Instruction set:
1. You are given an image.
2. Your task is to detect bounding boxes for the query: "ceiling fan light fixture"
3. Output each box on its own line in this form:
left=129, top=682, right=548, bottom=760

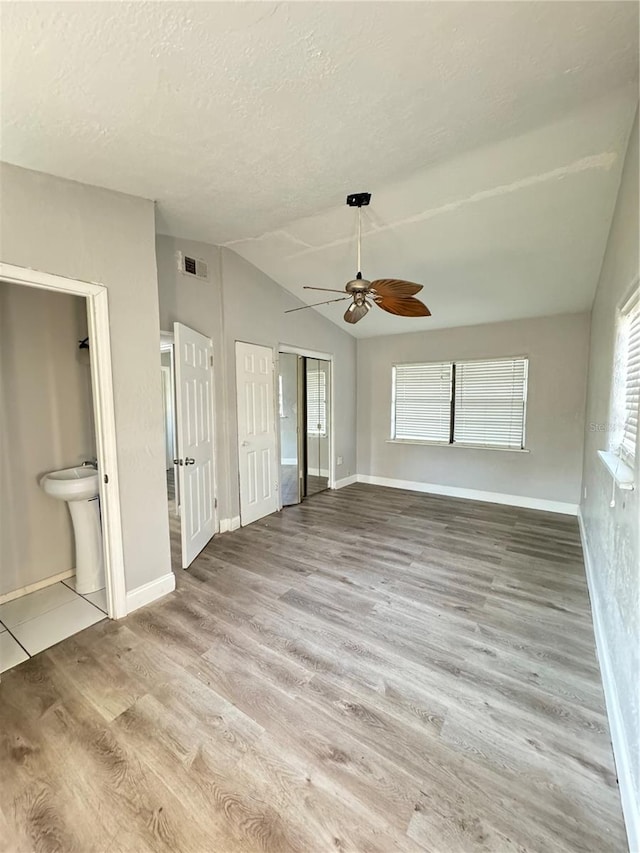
left=292, top=192, right=432, bottom=324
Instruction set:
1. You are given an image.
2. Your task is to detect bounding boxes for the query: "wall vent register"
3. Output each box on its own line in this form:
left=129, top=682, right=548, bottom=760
left=391, top=357, right=528, bottom=450
left=176, top=251, right=209, bottom=280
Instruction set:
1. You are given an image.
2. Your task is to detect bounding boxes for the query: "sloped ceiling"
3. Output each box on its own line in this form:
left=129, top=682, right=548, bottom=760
left=1, top=1, right=638, bottom=336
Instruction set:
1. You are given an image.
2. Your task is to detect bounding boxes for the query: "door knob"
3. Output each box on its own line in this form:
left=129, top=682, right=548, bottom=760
left=185, top=457, right=196, bottom=465
left=241, top=441, right=250, bottom=447
left=173, top=458, right=183, bottom=465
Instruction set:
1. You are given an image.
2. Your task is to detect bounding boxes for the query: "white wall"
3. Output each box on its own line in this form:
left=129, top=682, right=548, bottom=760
left=156, top=236, right=358, bottom=521
left=0, top=283, right=95, bottom=595
left=580, top=109, right=639, bottom=850
left=0, top=163, right=171, bottom=593
left=357, top=312, right=590, bottom=510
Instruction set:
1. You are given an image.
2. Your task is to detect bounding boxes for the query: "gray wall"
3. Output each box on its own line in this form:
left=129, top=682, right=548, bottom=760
left=156, top=236, right=358, bottom=521
left=0, top=163, right=171, bottom=592
left=357, top=312, right=590, bottom=507
left=581, top=109, right=639, bottom=818
left=0, top=283, right=95, bottom=595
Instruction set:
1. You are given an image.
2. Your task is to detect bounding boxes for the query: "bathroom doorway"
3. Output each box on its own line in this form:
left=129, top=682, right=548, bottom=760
left=278, top=347, right=333, bottom=508
left=0, top=263, right=125, bottom=676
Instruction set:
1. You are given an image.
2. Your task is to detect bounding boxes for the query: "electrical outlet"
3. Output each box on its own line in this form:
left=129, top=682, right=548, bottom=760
left=337, top=456, right=343, bottom=466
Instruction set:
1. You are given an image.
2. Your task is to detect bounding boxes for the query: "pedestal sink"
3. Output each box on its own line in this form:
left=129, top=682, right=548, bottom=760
left=40, top=466, right=105, bottom=594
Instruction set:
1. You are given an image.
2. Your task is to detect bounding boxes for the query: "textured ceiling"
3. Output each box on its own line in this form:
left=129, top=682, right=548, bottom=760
left=1, top=1, right=638, bottom=336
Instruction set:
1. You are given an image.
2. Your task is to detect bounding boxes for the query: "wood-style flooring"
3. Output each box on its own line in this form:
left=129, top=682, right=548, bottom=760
left=0, top=484, right=626, bottom=852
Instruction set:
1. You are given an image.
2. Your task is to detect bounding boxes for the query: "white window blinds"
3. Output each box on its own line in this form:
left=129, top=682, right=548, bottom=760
left=453, top=358, right=528, bottom=449
left=392, top=362, right=452, bottom=442
left=307, top=369, right=327, bottom=435
left=621, top=296, right=640, bottom=462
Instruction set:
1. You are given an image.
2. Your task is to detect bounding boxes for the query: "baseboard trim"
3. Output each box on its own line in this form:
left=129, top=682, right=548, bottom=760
left=577, top=508, right=638, bottom=853
left=219, top=516, right=241, bottom=533
left=126, top=572, right=176, bottom=615
left=356, top=475, right=578, bottom=515
left=0, top=569, right=76, bottom=605
left=333, top=474, right=358, bottom=489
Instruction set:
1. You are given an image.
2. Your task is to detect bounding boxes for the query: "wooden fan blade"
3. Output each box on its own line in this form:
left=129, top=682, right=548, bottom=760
left=285, top=296, right=349, bottom=313
left=369, top=278, right=423, bottom=297
left=344, top=301, right=370, bottom=324
left=376, top=295, right=431, bottom=317
left=303, top=286, right=347, bottom=293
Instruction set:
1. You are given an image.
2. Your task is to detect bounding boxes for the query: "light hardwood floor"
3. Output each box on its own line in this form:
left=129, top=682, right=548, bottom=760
left=0, top=484, right=626, bottom=852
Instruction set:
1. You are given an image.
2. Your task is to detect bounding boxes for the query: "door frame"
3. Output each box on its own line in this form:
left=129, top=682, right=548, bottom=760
left=278, top=344, right=335, bottom=506
left=0, top=262, right=126, bottom=619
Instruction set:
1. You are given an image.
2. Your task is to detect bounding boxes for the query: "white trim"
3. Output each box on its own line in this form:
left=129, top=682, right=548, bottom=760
left=333, top=474, right=358, bottom=489
left=577, top=509, right=639, bottom=853
left=0, top=569, right=75, bottom=605
left=598, top=450, right=635, bottom=490
left=279, top=344, right=333, bottom=360
left=386, top=438, right=530, bottom=453
left=356, top=474, right=578, bottom=515
left=0, top=262, right=127, bottom=619
left=126, top=572, right=176, bottom=615
left=219, top=516, right=241, bottom=533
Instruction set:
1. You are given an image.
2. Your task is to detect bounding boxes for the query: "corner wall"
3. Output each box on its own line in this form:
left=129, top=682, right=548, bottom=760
left=0, top=163, right=171, bottom=594
left=579, top=108, right=639, bottom=851
left=357, top=312, right=590, bottom=512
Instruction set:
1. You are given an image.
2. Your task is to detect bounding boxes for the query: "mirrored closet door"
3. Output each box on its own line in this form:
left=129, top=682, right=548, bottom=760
left=278, top=353, right=331, bottom=506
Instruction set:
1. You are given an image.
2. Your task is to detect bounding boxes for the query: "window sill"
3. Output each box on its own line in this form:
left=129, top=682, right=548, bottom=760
left=386, top=439, right=530, bottom=453
left=597, top=450, right=635, bottom=490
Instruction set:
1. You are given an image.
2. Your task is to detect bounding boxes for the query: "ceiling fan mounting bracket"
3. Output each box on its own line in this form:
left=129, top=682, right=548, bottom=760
left=346, top=192, right=371, bottom=208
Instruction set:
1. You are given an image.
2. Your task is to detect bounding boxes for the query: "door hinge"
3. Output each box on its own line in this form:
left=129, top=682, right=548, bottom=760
left=210, top=355, right=213, bottom=367
left=214, top=497, right=218, bottom=509
left=103, top=474, right=109, bottom=484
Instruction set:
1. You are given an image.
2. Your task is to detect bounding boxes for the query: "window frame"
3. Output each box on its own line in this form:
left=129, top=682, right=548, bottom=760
left=390, top=355, right=529, bottom=452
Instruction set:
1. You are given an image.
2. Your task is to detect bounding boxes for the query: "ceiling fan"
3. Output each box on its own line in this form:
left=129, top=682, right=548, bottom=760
left=286, top=192, right=431, bottom=325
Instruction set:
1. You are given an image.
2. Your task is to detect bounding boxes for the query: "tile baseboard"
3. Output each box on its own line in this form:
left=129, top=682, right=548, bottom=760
left=0, top=569, right=75, bottom=606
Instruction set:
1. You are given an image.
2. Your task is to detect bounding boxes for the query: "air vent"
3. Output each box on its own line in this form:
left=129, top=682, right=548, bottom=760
left=176, top=251, right=208, bottom=280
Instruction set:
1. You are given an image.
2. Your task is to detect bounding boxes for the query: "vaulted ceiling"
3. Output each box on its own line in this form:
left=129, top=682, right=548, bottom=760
left=2, top=2, right=638, bottom=336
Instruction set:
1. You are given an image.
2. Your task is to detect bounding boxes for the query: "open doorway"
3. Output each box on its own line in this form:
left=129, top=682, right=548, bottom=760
left=0, top=263, right=126, bottom=673
left=278, top=347, right=333, bottom=508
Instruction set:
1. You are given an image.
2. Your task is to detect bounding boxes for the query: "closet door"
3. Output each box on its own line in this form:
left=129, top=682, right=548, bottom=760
left=305, top=359, right=330, bottom=496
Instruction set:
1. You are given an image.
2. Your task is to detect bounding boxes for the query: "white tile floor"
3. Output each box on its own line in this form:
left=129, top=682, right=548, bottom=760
left=0, top=580, right=106, bottom=674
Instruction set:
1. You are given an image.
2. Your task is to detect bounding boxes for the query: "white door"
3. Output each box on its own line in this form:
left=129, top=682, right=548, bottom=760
left=236, top=341, right=279, bottom=525
left=174, top=322, right=216, bottom=568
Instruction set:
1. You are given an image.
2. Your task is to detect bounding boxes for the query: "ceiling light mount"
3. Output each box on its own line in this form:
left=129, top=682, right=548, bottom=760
left=346, top=192, right=371, bottom=208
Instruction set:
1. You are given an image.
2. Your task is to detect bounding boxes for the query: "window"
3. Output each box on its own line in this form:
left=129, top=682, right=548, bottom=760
left=391, top=357, right=528, bottom=450
left=392, top=362, right=452, bottom=442
left=618, top=290, right=640, bottom=464
left=454, top=358, right=528, bottom=449
left=307, top=369, right=327, bottom=436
